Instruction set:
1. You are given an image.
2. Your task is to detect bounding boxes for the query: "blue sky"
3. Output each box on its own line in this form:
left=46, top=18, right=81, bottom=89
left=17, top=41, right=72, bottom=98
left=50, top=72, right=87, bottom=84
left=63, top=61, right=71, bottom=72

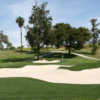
left=0, top=0, right=100, bottom=47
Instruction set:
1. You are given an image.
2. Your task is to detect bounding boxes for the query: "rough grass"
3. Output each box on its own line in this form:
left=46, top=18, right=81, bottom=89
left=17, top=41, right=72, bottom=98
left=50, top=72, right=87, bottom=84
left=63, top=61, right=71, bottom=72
left=41, top=52, right=100, bottom=71
left=0, top=50, right=100, bottom=71
left=0, top=50, right=34, bottom=68
left=0, top=78, right=100, bottom=100
left=75, top=46, right=100, bottom=59
left=60, top=58, right=100, bottom=71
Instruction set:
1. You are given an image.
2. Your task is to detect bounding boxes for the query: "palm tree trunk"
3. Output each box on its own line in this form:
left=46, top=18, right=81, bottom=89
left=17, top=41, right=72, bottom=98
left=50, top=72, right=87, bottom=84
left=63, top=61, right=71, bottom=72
left=20, top=28, right=23, bottom=51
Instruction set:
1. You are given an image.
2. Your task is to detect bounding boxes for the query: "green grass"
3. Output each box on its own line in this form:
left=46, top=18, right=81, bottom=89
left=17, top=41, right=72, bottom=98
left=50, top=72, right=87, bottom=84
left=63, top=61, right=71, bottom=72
left=0, top=50, right=100, bottom=71
left=0, top=50, right=34, bottom=68
left=60, top=56, right=100, bottom=71
left=41, top=52, right=100, bottom=71
left=0, top=78, right=100, bottom=100
left=0, top=50, right=100, bottom=100
left=74, top=46, right=100, bottom=59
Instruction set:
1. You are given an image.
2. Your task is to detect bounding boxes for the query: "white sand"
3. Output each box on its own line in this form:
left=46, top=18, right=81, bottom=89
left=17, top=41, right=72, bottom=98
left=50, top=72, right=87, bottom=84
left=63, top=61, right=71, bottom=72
left=0, top=65, right=100, bottom=84
left=33, top=60, right=60, bottom=63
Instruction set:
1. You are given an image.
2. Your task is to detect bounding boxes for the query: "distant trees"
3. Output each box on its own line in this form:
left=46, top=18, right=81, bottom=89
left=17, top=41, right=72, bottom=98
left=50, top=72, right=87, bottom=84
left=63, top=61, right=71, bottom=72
left=16, top=16, right=24, bottom=51
left=26, top=2, right=52, bottom=59
left=90, top=18, right=100, bottom=55
left=54, top=23, right=68, bottom=48
left=14, top=1, right=99, bottom=58
left=54, top=23, right=91, bottom=56
left=0, top=31, right=12, bottom=50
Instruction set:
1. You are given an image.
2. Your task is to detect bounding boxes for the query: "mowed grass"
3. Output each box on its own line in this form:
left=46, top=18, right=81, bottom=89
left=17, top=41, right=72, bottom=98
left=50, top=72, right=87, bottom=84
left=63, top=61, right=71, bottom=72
left=0, top=78, right=99, bottom=100
left=60, top=56, right=100, bottom=71
left=42, top=52, right=100, bottom=71
left=0, top=50, right=100, bottom=100
left=0, top=50, right=100, bottom=71
left=0, top=50, right=34, bottom=68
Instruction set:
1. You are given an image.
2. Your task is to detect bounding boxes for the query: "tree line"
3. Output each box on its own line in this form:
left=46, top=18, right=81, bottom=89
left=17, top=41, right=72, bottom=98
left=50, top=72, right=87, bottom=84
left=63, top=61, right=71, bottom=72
left=0, top=31, right=12, bottom=50
left=16, top=2, right=100, bottom=59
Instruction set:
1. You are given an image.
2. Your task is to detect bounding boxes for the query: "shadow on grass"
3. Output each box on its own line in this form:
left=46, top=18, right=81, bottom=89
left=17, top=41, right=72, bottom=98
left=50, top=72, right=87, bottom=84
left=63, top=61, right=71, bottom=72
left=2, top=52, right=76, bottom=63
left=42, top=52, right=76, bottom=59
left=16, top=50, right=34, bottom=54
left=1, top=57, right=34, bottom=63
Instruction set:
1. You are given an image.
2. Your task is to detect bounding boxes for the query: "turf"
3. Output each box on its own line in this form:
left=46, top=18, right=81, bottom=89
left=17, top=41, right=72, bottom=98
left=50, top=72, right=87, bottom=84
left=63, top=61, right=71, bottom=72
left=0, top=50, right=34, bottom=68
left=41, top=52, right=100, bottom=71
left=60, top=56, right=100, bottom=71
left=1, top=50, right=100, bottom=71
left=0, top=78, right=100, bottom=100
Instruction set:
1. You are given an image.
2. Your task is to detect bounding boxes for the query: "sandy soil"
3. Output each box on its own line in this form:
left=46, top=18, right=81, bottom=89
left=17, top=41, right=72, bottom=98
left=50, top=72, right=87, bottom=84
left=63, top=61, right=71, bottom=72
left=33, top=60, right=60, bottom=63
left=0, top=65, right=100, bottom=84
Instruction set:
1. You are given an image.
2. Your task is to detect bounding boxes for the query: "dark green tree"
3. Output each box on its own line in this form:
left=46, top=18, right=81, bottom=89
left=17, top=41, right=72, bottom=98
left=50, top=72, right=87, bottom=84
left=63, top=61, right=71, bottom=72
left=54, top=23, right=73, bottom=55
left=27, top=2, right=52, bottom=59
left=0, top=31, right=12, bottom=50
left=90, top=18, right=100, bottom=55
left=65, top=27, right=91, bottom=56
left=16, top=16, right=24, bottom=51
left=54, top=23, right=91, bottom=56
left=54, top=23, right=68, bottom=48
left=26, top=27, right=38, bottom=52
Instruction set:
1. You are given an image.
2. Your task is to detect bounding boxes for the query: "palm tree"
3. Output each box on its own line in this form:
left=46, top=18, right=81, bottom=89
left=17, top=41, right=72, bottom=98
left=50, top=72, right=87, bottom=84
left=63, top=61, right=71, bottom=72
left=90, top=18, right=100, bottom=54
left=16, top=16, right=24, bottom=51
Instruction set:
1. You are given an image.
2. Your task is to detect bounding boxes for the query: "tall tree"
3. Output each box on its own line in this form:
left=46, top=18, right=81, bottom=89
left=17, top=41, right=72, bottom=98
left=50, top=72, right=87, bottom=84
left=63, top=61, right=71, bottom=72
left=90, top=18, right=100, bottom=55
left=26, top=27, right=38, bottom=52
left=54, top=23, right=73, bottom=55
left=16, top=16, right=24, bottom=51
left=65, top=27, right=91, bottom=56
left=54, top=23, right=67, bottom=48
left=27, top=2, right=52, bottom=59
left=54, top=23, right=91, bottom=56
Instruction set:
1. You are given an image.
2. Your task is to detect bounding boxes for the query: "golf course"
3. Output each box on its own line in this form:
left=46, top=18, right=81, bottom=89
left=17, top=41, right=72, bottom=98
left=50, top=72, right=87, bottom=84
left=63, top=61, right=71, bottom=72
left=1, top=0, right=100, bottom=100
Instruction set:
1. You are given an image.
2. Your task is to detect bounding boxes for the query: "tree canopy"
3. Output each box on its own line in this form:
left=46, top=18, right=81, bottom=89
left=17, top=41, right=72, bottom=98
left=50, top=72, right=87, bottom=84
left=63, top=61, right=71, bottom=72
left=53, top=23, right=91, bottom=55
left=0, top=31, right=12, bottom=50
left=26, top=2, right=52, bottom=59
left=90, top=18, right=100, bottom=54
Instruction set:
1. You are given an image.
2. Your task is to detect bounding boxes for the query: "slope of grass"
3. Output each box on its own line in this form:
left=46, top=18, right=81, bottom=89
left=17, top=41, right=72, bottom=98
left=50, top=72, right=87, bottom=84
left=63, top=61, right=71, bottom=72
left=41, top=52, right=100, bottom=71
left=60, top=55, right=100, bottom=71
left=0, top=78, right=100, bottom=100
left=0, top=50, right=34, bottom=68
left=0, top=50, right=100, bottom=71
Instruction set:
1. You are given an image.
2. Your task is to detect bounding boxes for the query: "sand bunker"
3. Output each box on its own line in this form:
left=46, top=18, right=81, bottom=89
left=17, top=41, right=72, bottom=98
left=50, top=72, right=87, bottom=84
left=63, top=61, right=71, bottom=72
left=0, top=65, right=100, bottom=84
left=33, top=60, right=60, bottom=63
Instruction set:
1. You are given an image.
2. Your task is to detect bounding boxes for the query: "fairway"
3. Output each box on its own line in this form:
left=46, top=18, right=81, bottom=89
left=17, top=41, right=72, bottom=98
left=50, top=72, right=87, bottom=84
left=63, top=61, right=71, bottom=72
left=0, top=78, right=100, bottom=100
